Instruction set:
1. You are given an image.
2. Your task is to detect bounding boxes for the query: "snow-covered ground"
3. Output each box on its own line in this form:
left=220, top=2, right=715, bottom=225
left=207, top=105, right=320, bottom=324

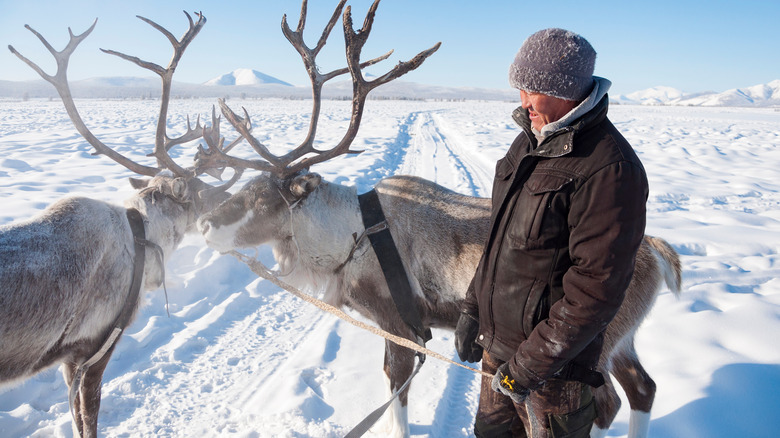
left=1, top=98, right=779, bottom=437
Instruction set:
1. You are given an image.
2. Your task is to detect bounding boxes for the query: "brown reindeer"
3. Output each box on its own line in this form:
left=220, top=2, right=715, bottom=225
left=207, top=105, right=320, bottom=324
left=2, top=13, right=239, bottom=438
left=195, top=2, right=681, bottom=437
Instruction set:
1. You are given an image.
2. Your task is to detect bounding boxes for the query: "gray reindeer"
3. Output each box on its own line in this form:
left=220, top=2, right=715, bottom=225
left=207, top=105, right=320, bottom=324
left=2, top=13, right=238, bottom=438
left=194, top=1, right=682, bottom=437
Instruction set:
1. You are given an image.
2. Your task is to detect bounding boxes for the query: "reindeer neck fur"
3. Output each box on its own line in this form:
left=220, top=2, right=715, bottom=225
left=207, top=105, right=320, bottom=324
left=124, top=189, right=192, bottom=291
left=272, top=182, right=367, bottom=305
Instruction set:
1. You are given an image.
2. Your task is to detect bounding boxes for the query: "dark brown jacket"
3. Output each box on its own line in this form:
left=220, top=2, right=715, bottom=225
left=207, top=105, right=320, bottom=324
left=464, top=95, right=648, bottom=390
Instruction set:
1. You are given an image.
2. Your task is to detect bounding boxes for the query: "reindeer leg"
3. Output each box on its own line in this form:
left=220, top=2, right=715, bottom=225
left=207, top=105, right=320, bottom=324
left=609, top=341, right=654, bottom=438
left=369, top=339, right=415, bottom=438
left=77, top=343, right=116, bottom=438
left=62, top=344, right=116, bottom=438
left=62, top=362, right=86, bottom=438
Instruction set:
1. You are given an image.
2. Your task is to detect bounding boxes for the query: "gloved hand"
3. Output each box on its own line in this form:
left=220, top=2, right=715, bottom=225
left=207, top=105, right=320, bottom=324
left=491, top=362, right=530, bottom=404
left=454, top=311, right=483, bottom=363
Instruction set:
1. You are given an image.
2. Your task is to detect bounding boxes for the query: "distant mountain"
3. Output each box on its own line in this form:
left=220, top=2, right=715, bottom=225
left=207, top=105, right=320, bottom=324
left=78, top=77, right=160, bottom=88
left=1, top=73, right=778, bottom=107
left=0, top=76, right=517, bottom=101
left=621, top=86, right=688, bottom=105
left=613, top=80, right=780, bottom=107
left=319, top=79, right=518, bottom=101
left=204, top=69, right=292, bottom=87
left=677, top=80, right=780, bottom=107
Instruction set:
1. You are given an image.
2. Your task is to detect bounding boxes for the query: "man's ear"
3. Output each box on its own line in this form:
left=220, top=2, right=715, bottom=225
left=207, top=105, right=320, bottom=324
left=129, top=177, right=150, bottom=190
left=290, top=173, right=322, bottom=198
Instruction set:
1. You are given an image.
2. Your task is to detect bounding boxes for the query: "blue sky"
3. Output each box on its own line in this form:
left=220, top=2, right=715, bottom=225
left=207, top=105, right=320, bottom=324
left=2, top=0, right=778, bottom=96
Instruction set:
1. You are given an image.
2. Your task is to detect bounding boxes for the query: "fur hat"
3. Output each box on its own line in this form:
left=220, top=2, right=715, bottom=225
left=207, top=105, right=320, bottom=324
left=509, top=28, right=596, bottom=101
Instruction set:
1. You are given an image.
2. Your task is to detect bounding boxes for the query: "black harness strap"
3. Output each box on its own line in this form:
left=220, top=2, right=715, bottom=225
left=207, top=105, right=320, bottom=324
left=68, top=208, right=147, bottom=436
left=344, top=189, right=430, bottom=437
left=122, top=207, right=147, bottom=328
left=358, top=189, right=432, bottom=344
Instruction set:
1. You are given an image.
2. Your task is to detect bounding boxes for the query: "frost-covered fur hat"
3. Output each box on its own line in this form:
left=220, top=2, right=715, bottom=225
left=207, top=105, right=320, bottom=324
left=509, top=28, right=596, bottom=101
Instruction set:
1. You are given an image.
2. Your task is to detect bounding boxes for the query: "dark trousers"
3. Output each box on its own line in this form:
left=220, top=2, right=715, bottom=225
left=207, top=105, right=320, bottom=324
left=475, top=352, right=597, bottom=438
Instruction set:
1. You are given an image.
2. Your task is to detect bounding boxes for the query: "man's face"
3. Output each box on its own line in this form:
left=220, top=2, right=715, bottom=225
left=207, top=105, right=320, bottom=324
left=520, top=90, right=578, bottom=131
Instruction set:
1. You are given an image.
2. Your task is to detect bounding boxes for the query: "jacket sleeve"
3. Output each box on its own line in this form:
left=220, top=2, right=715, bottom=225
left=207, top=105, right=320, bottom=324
left=510, top=159, right=648, bottom=389
left=462, top=263, right=480, bottom=316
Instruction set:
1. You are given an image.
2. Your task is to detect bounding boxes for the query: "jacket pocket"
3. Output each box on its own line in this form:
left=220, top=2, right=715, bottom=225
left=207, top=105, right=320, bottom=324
left=506, top=172, right=572, bottom=250
left=548, top=394, right=597, bottom=438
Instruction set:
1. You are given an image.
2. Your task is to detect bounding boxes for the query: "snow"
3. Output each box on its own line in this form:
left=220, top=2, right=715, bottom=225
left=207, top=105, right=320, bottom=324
left=1, top=98, right=780, bottom=437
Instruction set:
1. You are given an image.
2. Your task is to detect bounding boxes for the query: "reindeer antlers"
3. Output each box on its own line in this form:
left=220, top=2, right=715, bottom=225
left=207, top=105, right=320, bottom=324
left=195, top=0, right=440, bottom=178
left=9, top=12, right=208, bottom=178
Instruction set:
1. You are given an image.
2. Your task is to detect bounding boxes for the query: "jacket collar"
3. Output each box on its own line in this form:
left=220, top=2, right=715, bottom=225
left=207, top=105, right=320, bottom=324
left=512, top=93, right=610, bottom=159
left=541, top=76, right=611, bottom=136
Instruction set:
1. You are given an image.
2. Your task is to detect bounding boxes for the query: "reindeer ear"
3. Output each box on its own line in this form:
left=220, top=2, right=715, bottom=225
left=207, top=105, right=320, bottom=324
left=171, top=177, right=189, bottom=201
left=290, top=173, right=322, bottom=198
left=129, top=177, right=150, bottom=190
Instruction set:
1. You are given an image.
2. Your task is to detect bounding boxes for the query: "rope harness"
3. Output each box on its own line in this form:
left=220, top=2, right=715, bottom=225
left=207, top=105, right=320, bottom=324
left=227, top=251, right=494, bottom=380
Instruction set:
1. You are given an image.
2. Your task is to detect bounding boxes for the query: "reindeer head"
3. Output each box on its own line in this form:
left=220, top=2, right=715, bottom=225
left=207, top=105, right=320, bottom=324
left=9, top=12, right=238, bottom=233
left=129, top=171, right=230, bottom=234
left=196, top=0, right=439, bottom=254
left=198, top=171, right=323, bottom=252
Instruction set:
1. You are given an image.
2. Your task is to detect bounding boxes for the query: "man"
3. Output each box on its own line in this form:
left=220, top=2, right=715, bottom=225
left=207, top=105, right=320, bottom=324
left=455, top=28, right=648, bottom=437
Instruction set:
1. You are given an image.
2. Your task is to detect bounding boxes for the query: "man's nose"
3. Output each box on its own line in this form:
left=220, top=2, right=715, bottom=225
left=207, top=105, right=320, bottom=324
left=519, top=90, right=531, bottom=109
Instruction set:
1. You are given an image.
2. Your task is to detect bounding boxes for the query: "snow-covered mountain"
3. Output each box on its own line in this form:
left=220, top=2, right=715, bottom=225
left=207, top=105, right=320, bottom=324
left=618, top=86, right=689, bottom=105
left=204, top=69, right=292, bottom=86
left=0, top=76, right=518, bottom=101
left=678, top=80, right=780, bottom=107
left=1, top=73, right=778, bottom=107
left=614, top=80, right=780, bottom=107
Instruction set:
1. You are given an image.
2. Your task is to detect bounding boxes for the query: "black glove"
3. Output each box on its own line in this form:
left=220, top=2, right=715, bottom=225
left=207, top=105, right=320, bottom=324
left=454, top=311, right=483, bottom=363
left=491, top=362, right=530, bottom=404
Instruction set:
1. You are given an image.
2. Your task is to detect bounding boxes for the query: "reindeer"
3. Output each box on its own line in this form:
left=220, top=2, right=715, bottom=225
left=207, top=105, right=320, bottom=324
left=2, top=13, right=239, bottom=438
left=195, top=1, right=682, bottom=437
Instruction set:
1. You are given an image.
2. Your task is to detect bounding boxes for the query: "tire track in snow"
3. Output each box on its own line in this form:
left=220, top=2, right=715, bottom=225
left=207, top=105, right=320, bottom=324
left=395, top=110, right=489, bottom=435
left=353, top=111, right=418, bottom=192
left=429, top=112, right=496, bottom=197
left=399, top=111, right=493, bottom=197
